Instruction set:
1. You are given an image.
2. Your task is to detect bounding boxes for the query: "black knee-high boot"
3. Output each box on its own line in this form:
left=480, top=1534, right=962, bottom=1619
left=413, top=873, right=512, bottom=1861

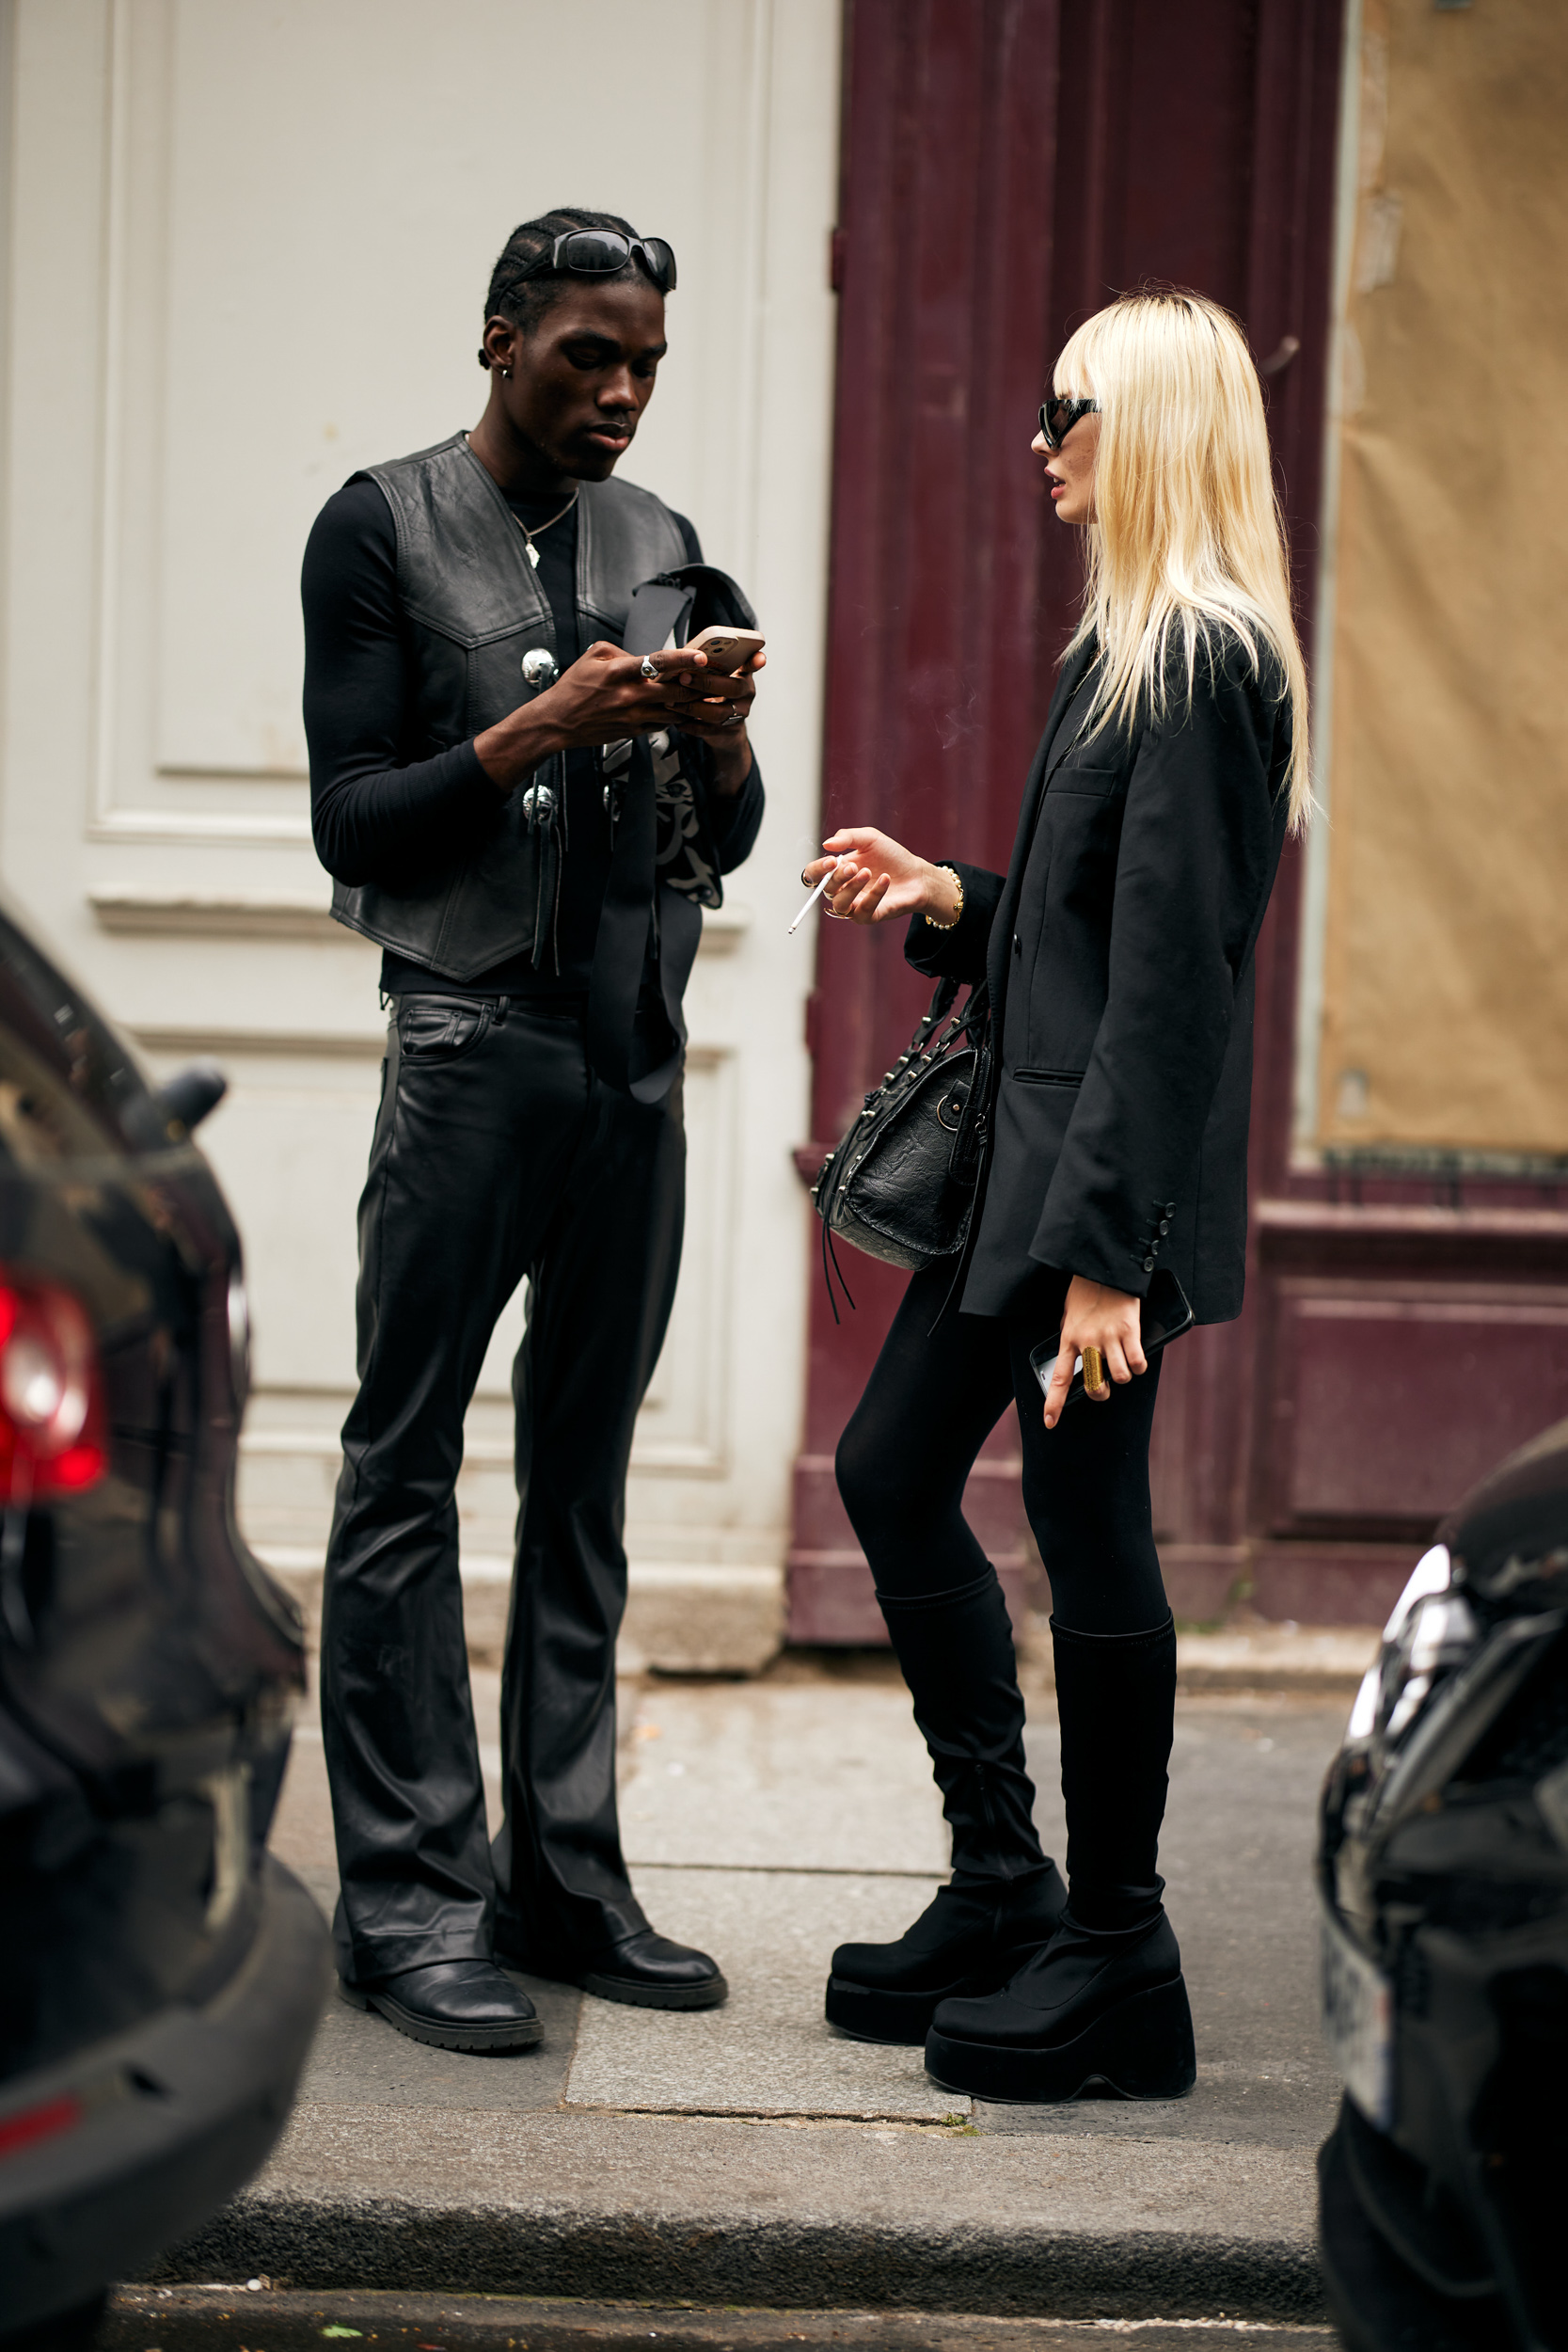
left=1053, top=1615, right=1176, bottom=1928
left=884, top=1568, right=1051, bottom=1879
left=826, top=1567, right=1066, bottom=2044
left=924, top=1614, right=1196, bottom=2102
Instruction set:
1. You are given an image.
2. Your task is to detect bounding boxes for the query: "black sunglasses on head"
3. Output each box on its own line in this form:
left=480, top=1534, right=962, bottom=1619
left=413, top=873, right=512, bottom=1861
left=507, top=230, right=677, bottom=298
left=1037, top=396, right=1100, bottom=450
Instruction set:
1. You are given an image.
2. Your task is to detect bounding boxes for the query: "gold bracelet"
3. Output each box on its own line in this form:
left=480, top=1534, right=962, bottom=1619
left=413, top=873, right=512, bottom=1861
left=925, top=865, right=964, bottom=931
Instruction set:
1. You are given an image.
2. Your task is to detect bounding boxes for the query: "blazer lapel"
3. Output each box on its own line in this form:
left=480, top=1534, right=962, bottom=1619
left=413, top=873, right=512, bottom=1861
left=986, top=638, right=1099, bottom=1010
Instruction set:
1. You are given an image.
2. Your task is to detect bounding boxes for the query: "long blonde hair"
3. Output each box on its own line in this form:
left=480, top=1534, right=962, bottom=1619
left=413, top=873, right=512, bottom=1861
left=1056, top=290, right=1312, bottom=832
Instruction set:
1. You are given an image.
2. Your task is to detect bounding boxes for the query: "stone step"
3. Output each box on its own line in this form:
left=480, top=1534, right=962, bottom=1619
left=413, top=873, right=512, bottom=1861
left=259, top=1548, right=1376, bottom=1692
left=258, top=1549, right=785, bottom=1677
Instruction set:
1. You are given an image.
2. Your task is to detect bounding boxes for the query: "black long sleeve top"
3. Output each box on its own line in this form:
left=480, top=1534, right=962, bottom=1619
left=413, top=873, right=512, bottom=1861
left=302, top=475, right=764, bottom=996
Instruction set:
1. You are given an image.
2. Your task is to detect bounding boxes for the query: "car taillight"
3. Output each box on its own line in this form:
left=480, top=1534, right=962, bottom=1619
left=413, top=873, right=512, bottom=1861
left=0, top=2090, right=84, bottom=2162
left=0, top=1273, right=108, bottom=1501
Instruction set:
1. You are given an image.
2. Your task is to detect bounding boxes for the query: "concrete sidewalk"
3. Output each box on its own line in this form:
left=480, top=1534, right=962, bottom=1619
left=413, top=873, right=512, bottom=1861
left=148, top=1646, right=1369, bottom=2328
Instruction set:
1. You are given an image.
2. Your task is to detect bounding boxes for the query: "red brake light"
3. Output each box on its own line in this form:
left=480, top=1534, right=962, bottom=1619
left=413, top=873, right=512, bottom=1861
left=0, top=2090, right=84, bottom=2162
left=0, top=1273, right=108, bottom=1501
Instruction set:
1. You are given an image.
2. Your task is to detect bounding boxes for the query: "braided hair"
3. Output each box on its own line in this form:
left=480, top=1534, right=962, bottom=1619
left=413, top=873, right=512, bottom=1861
left=480, top=207, right=643, bottom=367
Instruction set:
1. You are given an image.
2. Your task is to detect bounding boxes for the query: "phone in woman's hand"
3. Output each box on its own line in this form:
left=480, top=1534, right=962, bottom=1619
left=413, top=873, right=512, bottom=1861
left=1029, top=1270, right=1195, bottom=1408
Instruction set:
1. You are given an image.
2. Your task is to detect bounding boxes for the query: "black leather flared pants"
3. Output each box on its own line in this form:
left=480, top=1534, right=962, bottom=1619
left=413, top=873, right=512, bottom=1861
left=320, top=993, right=684, bottom=1982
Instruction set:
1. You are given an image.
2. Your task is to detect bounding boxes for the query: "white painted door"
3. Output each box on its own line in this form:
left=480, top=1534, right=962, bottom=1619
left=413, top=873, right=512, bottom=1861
left=0, top=0, right=841, bottom=1645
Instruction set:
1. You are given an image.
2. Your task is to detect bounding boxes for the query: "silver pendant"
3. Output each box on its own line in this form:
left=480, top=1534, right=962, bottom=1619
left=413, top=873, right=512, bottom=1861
left=525, top=540, right=540, bottom=569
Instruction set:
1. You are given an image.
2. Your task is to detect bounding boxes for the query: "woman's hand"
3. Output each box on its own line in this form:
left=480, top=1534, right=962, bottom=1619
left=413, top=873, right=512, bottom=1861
left=1041, top=1275, right=1148, bottom=1430
left=801, top=830, right=960, bottom=926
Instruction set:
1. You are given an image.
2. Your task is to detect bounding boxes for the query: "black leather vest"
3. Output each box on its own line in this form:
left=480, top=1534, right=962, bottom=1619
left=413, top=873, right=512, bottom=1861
left=330, top=433, right=689, bottom=980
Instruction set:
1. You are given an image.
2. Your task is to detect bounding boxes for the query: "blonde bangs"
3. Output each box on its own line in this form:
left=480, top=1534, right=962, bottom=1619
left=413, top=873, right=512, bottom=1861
left=1054, top=292, right=1312, bottom=832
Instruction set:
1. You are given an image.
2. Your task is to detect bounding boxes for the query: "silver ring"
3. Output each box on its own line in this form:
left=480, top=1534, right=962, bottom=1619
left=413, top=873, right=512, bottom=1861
left=639, top=655, right=659, bottom=681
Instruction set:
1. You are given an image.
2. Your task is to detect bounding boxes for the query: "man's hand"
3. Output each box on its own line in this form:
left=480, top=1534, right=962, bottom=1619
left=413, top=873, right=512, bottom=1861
left=801, top=830, right=961, bottom=926
left=1040, top=1276, right=1148, bottom=1430
left=474, top=641, right=756, bottom=791
left=672, top=648, right=765, bottom=796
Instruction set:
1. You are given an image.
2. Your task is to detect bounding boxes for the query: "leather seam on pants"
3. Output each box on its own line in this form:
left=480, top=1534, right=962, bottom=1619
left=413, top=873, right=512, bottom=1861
left=332, top=1030, right=401, bottom=1539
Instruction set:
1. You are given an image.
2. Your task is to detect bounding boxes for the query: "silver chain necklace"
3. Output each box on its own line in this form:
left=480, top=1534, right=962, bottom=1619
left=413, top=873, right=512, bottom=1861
left=513, top=487, right=579, bottom=570
left=462, top=436, right=579, bottom=568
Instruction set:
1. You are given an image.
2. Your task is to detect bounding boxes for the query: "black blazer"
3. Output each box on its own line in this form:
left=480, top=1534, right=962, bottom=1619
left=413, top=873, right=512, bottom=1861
left=907, top=629, right=1291, bottom=1326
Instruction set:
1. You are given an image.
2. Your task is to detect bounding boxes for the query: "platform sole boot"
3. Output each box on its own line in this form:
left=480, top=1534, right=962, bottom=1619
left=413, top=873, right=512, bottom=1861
left=825, top=1566, right=1062, bottom=2044
left=925, top=1615, right=1194, bottom=2103
left=925, top=1911, right=1196, bottom=2101
left=826, top=1862, right=1067, bottom=2044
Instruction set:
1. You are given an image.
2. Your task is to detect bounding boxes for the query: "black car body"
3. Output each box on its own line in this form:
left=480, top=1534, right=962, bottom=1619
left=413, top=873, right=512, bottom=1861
left=0, top=906, right=329, bottom=2337
left=1317, top=1421, right=1568, bottom=2352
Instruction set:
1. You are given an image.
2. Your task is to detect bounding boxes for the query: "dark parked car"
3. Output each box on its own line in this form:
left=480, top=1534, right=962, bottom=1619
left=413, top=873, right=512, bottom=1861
left=0, top=904, right=329, bottom=2344
left=1318, top=1420, right=1568, bottom=2352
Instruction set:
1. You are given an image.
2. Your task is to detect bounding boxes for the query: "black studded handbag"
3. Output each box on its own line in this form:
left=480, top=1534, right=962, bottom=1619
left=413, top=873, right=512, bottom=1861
left=810, top=977, right=990, bottom=1311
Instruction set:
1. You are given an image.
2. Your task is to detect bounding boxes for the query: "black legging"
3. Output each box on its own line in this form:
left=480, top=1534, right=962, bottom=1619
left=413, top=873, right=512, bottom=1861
left=835, top=1261, right=1166, bottom=1636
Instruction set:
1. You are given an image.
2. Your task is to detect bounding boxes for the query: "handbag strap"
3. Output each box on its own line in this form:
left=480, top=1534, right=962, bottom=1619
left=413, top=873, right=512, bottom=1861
left=876, top=977, right=988, bottom=1099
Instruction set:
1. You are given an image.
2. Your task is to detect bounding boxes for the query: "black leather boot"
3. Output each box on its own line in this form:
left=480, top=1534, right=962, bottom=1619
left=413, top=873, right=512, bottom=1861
left=498, top=1916, right=727, bottom=2010
left=924, top=1614, right=1194, bottom=2102
left=825, top=1566, right=1065, bottom=2043
left=340, top=1958, right=544, bottom=2052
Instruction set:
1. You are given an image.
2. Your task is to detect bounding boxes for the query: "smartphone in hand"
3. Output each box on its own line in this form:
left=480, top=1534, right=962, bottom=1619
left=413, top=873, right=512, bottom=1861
left=1029, top=1270, right=1195, bottom=1409
left=684, top=625, right=765, bottom=675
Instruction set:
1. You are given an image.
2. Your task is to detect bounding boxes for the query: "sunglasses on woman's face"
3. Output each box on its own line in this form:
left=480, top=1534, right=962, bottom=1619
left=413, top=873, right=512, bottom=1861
left=512, top=230, right=677, bottom=296
left=1037, top=396, right=1101, bottom=450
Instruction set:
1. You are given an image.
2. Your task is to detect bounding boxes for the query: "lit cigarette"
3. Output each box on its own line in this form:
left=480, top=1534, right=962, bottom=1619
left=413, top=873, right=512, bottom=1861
left=787, top=857, right=850, bottom=935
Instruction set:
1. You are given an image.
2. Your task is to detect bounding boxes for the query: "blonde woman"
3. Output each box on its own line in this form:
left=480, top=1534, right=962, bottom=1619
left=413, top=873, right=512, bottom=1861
left=806, top=290, right=1310, bottom=2104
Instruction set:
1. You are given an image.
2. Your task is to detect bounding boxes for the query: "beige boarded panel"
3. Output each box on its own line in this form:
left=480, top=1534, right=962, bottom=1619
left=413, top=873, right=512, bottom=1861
left=1315, top=0, right=1568, bottom=1154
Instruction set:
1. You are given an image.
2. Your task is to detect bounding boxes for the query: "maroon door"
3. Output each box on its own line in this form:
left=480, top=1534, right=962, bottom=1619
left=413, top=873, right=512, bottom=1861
left=789, top=0, right=1347, bottom=1640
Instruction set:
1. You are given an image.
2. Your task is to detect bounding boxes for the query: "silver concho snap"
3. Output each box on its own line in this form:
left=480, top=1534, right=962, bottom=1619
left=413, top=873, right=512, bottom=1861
left=520, top=783, right=556, bottom=823
left=521, top=647, right=559, bottom=689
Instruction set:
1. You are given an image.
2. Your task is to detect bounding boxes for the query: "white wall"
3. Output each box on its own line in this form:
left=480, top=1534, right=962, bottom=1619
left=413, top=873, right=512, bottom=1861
left=0, top=0, right=842, bottom=1576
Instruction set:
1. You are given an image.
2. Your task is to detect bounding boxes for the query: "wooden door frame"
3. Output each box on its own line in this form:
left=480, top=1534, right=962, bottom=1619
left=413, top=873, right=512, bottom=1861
left=788, top=0, right=1566, bottom=1641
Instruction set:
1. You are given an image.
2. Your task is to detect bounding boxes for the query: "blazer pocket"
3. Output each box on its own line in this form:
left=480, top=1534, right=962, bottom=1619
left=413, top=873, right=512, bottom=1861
left=1011, top=1067, right=1085, bottom=1088
left=1046, top=764, right=1121, bottom=799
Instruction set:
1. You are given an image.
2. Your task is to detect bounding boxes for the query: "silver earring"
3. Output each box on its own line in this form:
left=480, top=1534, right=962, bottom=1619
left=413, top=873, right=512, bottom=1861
left=501, top=366, right=513, bottom=379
